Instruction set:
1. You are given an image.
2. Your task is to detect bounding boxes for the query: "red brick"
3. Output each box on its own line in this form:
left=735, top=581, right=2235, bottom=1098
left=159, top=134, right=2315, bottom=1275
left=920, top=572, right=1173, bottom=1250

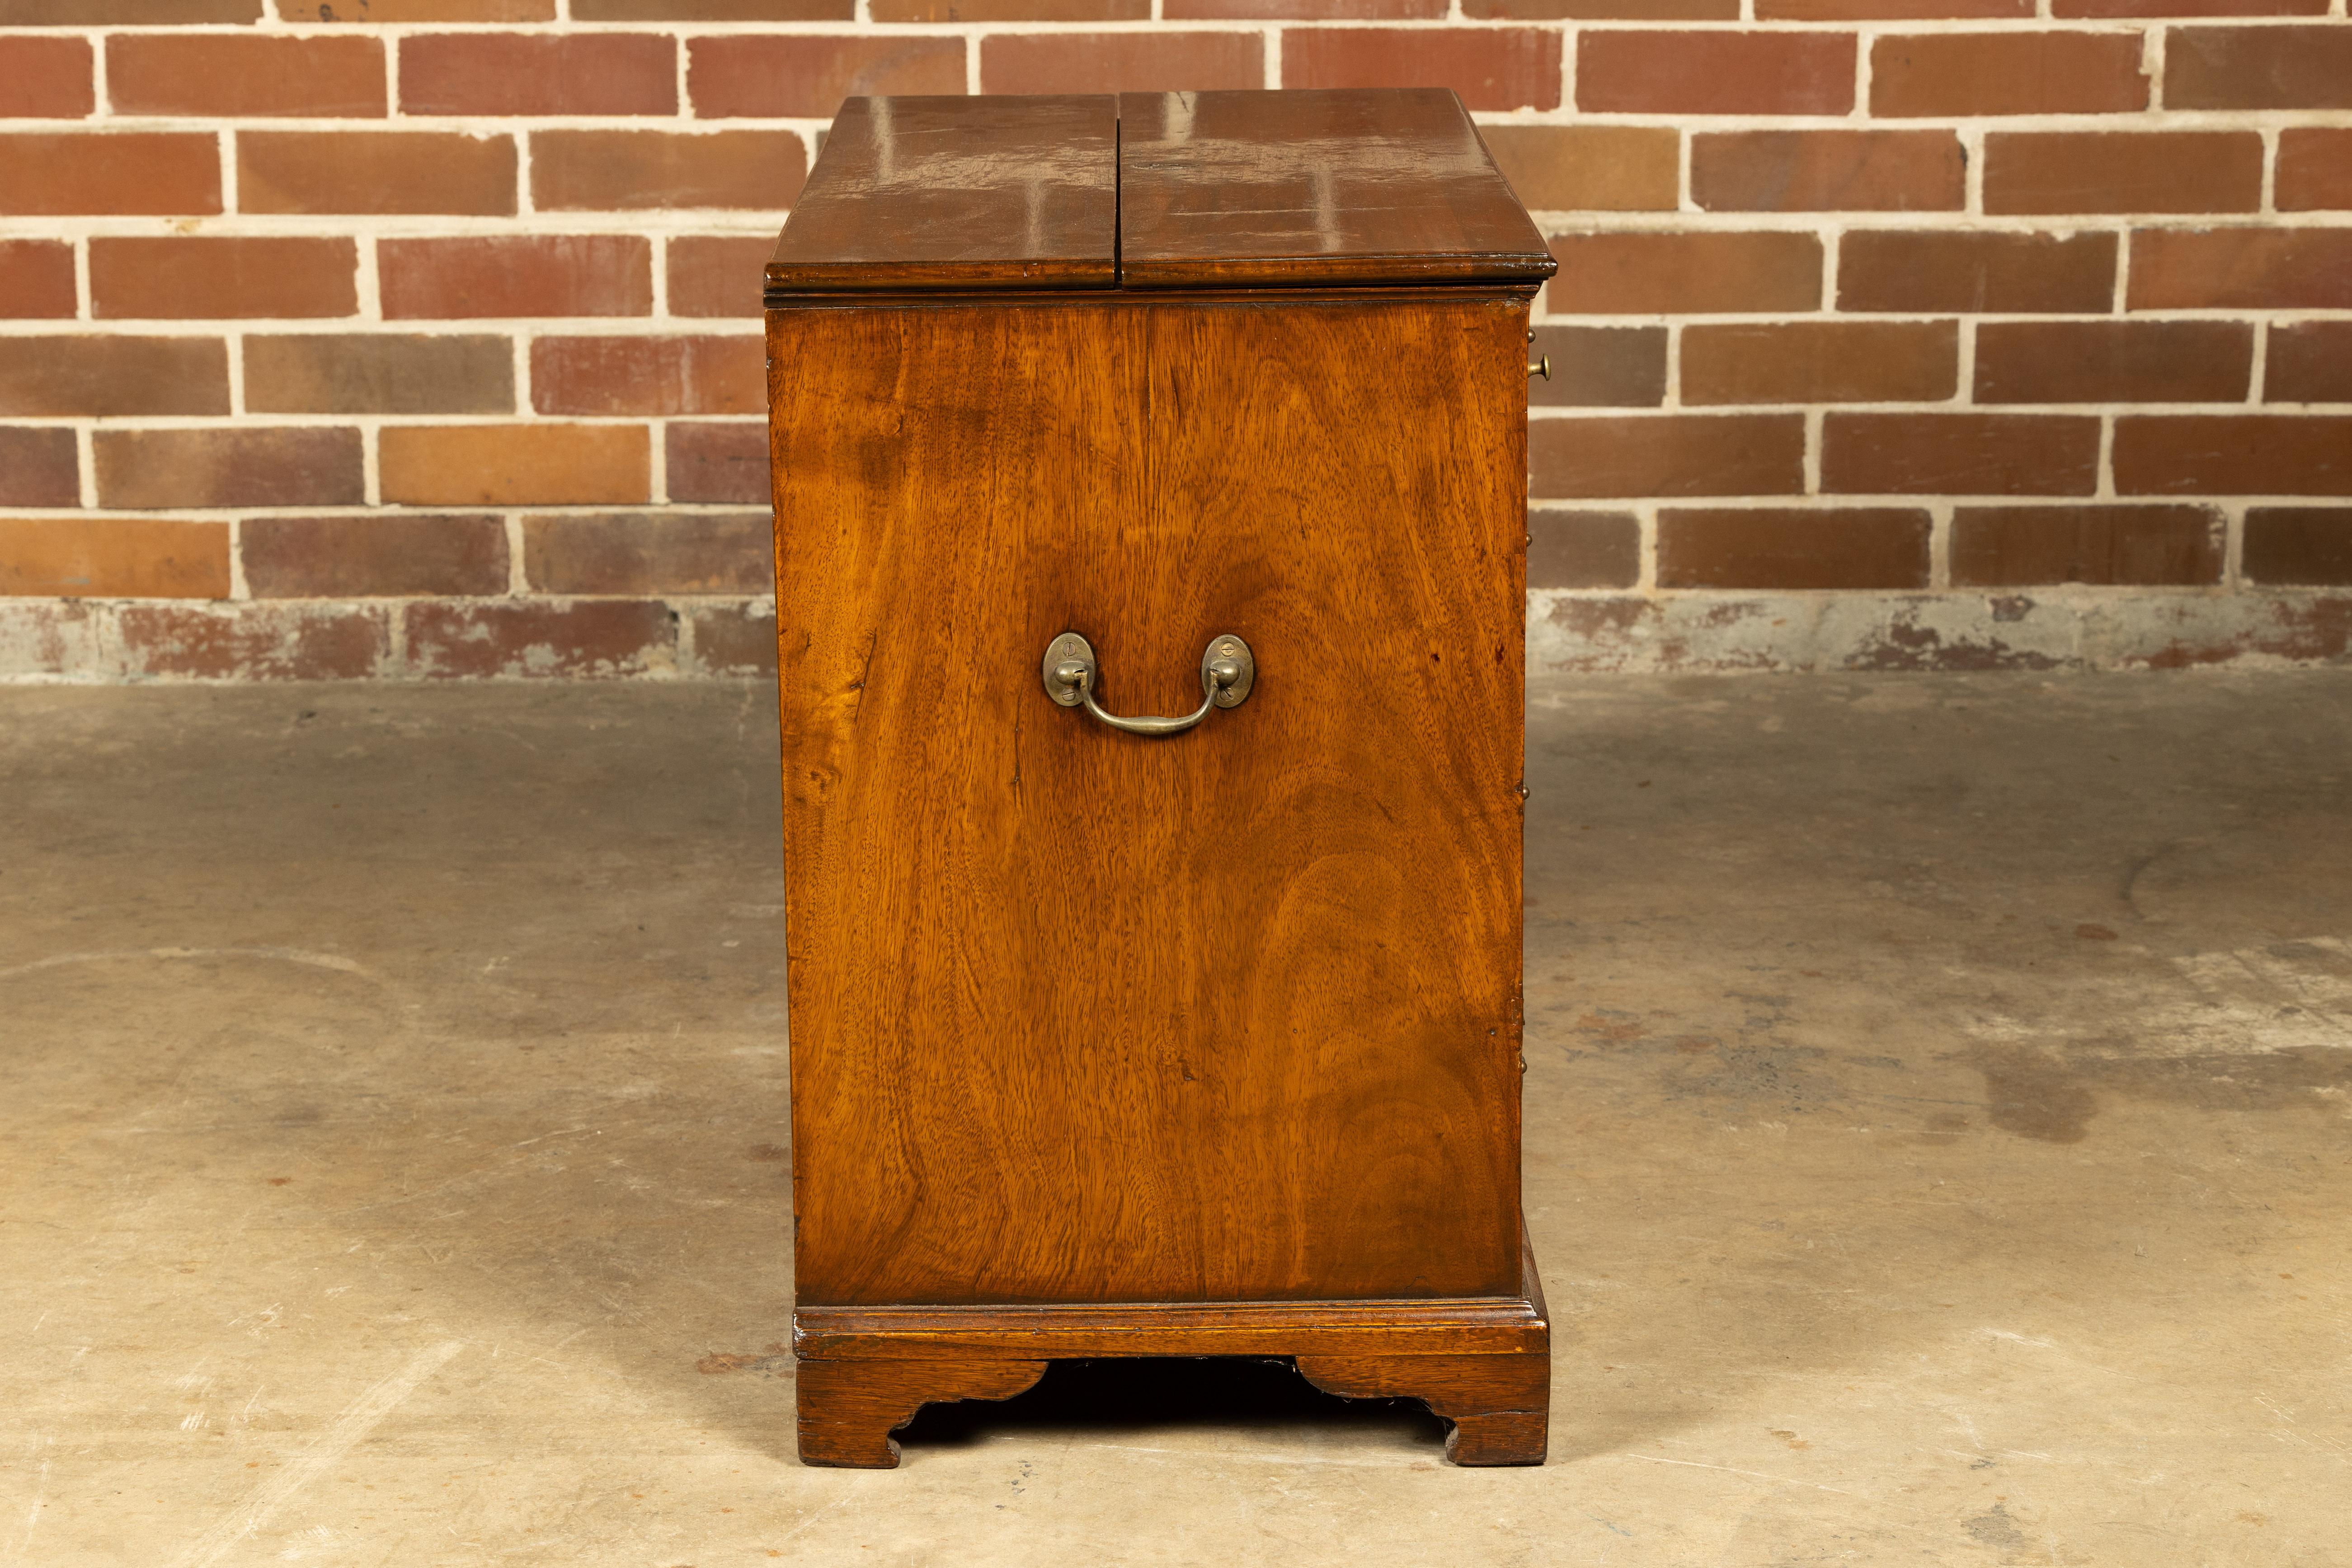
left=2129, top=229, right=2352, bottom=311
left=531, top=335, right=765, bottom=417
left=1976, top=321, right=2252, bottom=404
left=1692, top=131, right=1962, bottom=212
left=2278, top=130, right=2352, bottom=212
left=380, top=424, right=649, bottom=505
left=2166, top=26, right=2352, bottom=109
left=1527, top=510, right=1638, bottom=588
left=4, top=0, right=258, bottom=20
left=1281, top=28, right=1562, bottom=110
left=2244, top=509, right=2352, bottom=584
left=90, top=237, right=356, bottom=320
left=1577, top=33, right=1854, bottom=115
left=0, top=132, right=219, bottom=216
left=1530, top=414, right=1805, bottom=499
left=1658, top=508, right=1930, bottom=589
left=1822, top=414, right=2100, bottom=495
left=0, top=38, right=93, bottom=116
left=1952, top=505, right=2223, bottom=585
left=1548, top=232, right=1822, bottom=314
left=294, top=0, right=552, bottom=15
left=245, top=333, right=516, bottom=414
left=243, top=514, right=508, bottom=598
left=574, top=0, right=843, bottom=16
left=1682, top=321, right=1957, bottom=405
left=878, top=0, right=1137, bottom=14
left=522, top=512, right=771, bottom=593
left=2267, top=322, right=2352, bottom=405
left=380, top=235, right=652, bottom=319
left=979, top=32, right=1264, bottom=94
left=0, top=428, right=78, bottom=507
left=2113, top=416, right=2352, bottom=495
left=239, top=132, right=516, bottom=216
left=687, top=603, right=777, bottom=678
left=668, top=235, right=770, bottom=319
left=118, top=603, right=388, bottom=681
left=1479, top=126, right=1676, bottom=211
left=0, top=519, right=228, bottom=598
left=404, top=600, right=675, bottom=679
left=1529, top=326, right=1666, bottom=407
left=2061, top=0, right=2322, bottom=12
left=1190, top=0, right=1437, bottom=15
left=1984, top=132, right=2261, bottom=215
left=1839, top=230, right=2116, bottom=313
left=1870, top=33, right=2148, bottom=116
left=687, top=36, right=966, bottom=118
left=399, top=33, right=677, bottom=116
left=1763, top=0, right=2025, bottom=15
left=108, top=35, right=384, bottom=116
left=93, top=427, right=363, bottom=509
left=0, top=240, right=76, bottom=317
left=532, top=130, right=804, bottom=212
left=667, top=422, right=770, bottom=503
left=1468, top=0, right=1732, bottom=15
left=0, top=337, right=228, bottom=416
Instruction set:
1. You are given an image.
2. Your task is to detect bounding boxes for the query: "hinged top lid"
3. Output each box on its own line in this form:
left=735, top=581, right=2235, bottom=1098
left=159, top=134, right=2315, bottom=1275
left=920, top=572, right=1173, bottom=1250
left=766, top=94, right=1120, bottom=293
left=1116, top=89, right=1552, bottom=289
left=766, top=88, right=1553, bottom=297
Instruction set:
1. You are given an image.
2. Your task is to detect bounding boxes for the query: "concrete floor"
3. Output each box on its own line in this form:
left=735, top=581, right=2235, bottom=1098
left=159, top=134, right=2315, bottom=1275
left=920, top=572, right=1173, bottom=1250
left=2, top=673, right=2347, bottom=1567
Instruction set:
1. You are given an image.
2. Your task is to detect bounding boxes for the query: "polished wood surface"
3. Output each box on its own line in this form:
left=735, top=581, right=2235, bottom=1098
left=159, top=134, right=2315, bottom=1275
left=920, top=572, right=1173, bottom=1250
left=764, top=90, right=1558, bottom=300
left=764, top=95, right=1118, bottom=294
left=795, top=1358, right=1049, bottom=1468
left=769, top=91, right=1552, bottom=1467
left=1117, top=89, right=1556, bottom=289
left=792, top=1295, right=1546, bottom=1360
left=767, top=291, right=1529, bottom=1308
left=795, top=1227, right=1547, bottom=1358
left=1296, top=1353, right=1549, bottom=1466
left=790, top=1233, right=1548, bottom=1467
left=794, top=1351, right=1543, bottom=1469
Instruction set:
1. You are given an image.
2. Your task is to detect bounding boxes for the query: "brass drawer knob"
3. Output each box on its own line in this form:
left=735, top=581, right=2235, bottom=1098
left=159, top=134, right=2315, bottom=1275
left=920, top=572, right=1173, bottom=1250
left=1042, top=632, right=1254, bottom=736
left=1529, top=355, right=1551, bottom=381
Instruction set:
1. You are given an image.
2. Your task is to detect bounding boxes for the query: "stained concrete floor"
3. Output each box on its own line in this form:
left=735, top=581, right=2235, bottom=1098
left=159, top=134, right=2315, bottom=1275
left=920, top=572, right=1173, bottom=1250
left=2, top=673, right=2348, bottom=1567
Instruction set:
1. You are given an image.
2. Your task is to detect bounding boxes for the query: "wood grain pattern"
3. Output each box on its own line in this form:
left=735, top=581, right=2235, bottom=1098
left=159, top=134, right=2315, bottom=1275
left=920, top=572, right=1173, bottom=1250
left=763, top=91, right=1559, bottom=300
left=764, top=95, right=1118, bottom=295
left=793, top=1296, right=1546, bottom=1361
left=795, top=1357, right=1049, bottom=1468
left=790, top=1233, right=1548, bottom=1466
left=765, top=285, right=1543, bottom=311
left=1117, top=90, right=1557, bottom=289
left=793, top=1224, right=1549, bottom=1357
left=1295, top=1351, right=1549, bottom=1466
left=767, top=291, right=1530, bottom=1308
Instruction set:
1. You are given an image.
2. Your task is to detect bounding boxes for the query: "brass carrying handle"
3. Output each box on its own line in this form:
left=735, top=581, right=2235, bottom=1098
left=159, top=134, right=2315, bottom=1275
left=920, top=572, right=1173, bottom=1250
left=1041, top=631, right=1254, bottom=736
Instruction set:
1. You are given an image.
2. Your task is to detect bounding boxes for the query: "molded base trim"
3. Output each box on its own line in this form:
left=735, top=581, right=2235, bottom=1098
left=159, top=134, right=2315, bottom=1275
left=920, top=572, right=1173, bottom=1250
left=791, top=1231, right=1551, bottom=1468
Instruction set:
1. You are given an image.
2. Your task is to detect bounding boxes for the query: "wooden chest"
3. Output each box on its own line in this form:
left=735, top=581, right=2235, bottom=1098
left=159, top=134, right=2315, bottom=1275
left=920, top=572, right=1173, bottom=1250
left=764, top=88, right=1556, bottom=1468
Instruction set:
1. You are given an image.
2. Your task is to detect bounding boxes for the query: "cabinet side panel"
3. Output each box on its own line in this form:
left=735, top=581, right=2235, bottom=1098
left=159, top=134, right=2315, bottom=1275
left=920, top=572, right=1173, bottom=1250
left=1134, top=297, right=1528, bottom=1301
left=770, top=295, right=1526, bottom=1306
left=769, top=302, right=1149, bottom=1306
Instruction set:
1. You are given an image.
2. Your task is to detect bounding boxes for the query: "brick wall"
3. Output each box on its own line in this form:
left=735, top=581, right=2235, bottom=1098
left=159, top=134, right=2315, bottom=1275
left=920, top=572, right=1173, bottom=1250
left=1, top=6, right=2347, bottom=678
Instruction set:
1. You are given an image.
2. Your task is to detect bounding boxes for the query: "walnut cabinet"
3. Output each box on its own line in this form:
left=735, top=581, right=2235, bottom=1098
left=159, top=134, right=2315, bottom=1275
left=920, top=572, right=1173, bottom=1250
left=764, top=88, right=1557, bottom=1468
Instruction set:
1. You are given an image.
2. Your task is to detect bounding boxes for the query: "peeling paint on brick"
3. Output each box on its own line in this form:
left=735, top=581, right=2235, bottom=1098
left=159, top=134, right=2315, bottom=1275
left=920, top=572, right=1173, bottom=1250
left=0, top=597, right=763, bottom=682
left=4, top=591, right=2348, bottom=683
left=1531, top=590, right=2352, bottom=675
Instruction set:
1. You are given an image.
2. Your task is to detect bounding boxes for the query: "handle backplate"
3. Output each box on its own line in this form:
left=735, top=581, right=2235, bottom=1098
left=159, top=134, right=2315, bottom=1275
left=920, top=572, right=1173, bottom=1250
left=1041, top=631, right=1254, bottom=735
left=1042, top=631, right=1096, bottom=707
